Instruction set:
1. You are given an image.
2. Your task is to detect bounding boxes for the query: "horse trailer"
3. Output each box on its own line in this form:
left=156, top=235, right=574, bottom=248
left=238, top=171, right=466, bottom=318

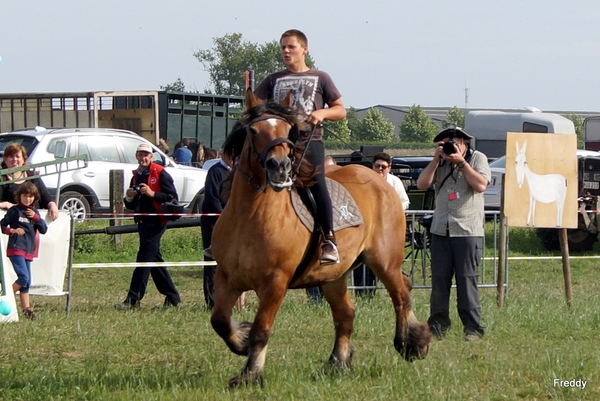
left=464, top=110, right=576, bottom=159
left=0, top=90, right=244, bottom=149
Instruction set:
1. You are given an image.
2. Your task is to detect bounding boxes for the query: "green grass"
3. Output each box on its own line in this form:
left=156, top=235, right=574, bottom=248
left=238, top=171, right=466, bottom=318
left=0, top=221, right=598, bottom=400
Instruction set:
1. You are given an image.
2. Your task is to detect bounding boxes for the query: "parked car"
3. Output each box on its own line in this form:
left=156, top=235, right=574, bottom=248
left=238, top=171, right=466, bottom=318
left=483, top=156, right=507, bottom=212
left=0, top=127, right=207, bottom=219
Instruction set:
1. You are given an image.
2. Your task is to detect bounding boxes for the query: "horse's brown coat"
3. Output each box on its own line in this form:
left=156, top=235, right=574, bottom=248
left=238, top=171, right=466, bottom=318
left=210, top=91, right=430, bottom=388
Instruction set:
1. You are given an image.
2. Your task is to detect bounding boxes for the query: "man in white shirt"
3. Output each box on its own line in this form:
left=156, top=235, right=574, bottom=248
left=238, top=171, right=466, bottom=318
left=372, top=152, right=410, bottom=210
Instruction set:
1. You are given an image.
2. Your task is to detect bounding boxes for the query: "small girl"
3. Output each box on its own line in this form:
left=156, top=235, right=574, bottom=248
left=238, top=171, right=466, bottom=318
left=1, top=182, right=48, bottom=320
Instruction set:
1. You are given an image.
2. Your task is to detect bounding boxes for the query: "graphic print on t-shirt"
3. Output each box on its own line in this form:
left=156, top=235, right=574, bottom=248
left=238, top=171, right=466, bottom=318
left=272, top=75, right=319, bottom=116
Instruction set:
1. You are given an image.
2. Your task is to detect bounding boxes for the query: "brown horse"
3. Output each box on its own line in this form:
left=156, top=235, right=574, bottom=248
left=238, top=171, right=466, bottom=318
left=211, top=91, right=431, bottom=388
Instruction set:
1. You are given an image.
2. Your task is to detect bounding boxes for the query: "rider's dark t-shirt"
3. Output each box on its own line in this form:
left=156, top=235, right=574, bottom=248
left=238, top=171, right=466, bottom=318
left=254, top=69, right=342, bottom=142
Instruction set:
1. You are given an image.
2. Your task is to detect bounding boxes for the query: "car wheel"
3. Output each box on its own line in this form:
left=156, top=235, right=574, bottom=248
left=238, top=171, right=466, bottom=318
left=536, top=228, right=598, bottom=252
left=59, top=191, right=91, bottom=221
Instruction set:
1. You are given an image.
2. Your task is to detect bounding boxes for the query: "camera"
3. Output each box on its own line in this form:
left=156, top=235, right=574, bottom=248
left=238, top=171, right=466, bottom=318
left=443, top=140, right=457, bottom=155
left=133, top=185, right=142, bottom=194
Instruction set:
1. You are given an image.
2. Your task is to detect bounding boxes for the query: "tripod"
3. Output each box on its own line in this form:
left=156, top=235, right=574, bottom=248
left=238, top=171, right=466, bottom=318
left=404, top=215, right=432, bottom=285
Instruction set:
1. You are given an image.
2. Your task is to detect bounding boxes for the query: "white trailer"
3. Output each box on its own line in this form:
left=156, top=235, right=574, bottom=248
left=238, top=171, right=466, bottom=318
left=464, top=110, right=576, bottom=158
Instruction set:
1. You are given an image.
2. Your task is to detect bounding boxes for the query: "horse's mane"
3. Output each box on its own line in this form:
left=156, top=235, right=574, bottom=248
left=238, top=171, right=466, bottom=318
left=220, top=100, right=316, bottom=198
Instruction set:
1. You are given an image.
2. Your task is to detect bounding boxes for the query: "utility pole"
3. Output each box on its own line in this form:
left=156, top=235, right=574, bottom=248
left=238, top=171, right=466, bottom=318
left=464, top=82, right=469, bottom=109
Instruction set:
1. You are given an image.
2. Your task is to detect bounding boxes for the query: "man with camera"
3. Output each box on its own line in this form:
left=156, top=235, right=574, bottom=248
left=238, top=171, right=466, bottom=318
left=417, top=127, right=490, bottom=342
left=116, top=143, right=181, bottom=310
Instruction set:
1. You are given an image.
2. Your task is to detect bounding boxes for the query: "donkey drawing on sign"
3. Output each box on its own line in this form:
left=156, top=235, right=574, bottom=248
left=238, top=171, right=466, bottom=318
left=515, top=140, right=567, bottom=227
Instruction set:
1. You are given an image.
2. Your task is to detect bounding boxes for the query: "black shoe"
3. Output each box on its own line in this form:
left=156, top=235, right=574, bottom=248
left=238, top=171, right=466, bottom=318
left=23, top=307, right=35, bottom=320
left=153, top=298, right=180, bottom=310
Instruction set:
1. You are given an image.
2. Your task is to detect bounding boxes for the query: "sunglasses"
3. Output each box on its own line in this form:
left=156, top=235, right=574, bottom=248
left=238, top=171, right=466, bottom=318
left=373, top=163, right=389, bottom=169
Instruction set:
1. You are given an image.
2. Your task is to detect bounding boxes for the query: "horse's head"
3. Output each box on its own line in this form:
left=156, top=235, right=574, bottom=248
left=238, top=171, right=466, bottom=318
left=237, top=90, right=298, bottom=192
left=515, top=140, right=527, bottom=188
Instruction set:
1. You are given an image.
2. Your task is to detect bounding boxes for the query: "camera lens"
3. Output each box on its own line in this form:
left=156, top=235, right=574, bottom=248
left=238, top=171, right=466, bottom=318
left=443, top=141, right=456, bottom=155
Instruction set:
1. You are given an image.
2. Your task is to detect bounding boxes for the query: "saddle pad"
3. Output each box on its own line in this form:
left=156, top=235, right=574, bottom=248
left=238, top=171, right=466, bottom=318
left=290, top=178, right=363, bottom=233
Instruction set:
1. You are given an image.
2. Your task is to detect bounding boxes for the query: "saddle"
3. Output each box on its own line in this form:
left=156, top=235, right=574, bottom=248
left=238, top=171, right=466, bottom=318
left=290, top=178, right=363, bottom=233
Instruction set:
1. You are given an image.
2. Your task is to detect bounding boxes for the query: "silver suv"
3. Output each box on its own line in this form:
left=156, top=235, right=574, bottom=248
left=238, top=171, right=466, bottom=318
left=0, top=127, right=207, bottom=219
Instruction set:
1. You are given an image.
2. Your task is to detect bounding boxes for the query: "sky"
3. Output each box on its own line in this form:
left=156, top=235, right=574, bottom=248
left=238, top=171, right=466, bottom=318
left=2, top=0, right=600, bottom=112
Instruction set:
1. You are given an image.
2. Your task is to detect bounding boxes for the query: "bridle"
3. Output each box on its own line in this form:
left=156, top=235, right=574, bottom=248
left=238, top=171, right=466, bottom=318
left=237, top=114, right=297, bottom=192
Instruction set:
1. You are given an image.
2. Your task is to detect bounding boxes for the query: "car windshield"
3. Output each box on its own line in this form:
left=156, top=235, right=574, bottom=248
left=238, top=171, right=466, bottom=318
left=489, top=156, right=506, bottom=168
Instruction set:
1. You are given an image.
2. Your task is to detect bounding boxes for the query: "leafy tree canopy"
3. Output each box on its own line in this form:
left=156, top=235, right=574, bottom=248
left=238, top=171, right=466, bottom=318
left=323, top=118, right=351, bottom=142
left=399, top=104, right=439, bottom=142
left=358, top=108, right=396, bottom=142
left=194, top=33, right=315, bottom=96
left=160, top=77, right=187, bottom=92
left=442, top=106, right=466, bottom=129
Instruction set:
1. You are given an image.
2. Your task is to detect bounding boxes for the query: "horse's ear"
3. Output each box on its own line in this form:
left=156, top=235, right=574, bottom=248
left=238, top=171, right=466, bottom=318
left=245, top=89, right=258, bottom=110
left=281, top=91, right=293, bottom=107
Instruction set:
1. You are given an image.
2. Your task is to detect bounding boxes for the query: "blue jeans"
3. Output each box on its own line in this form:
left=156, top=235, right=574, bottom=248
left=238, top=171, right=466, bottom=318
left=9, top=255, right=31, bottom=293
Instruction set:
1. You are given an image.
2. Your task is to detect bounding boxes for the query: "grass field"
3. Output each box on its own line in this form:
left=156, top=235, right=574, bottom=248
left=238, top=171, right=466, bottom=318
left=0, top=221, right=598, bottom=400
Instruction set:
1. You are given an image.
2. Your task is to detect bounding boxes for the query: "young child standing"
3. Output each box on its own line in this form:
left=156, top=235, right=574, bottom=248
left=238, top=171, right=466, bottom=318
left=1, top=182, right=48, bottom=320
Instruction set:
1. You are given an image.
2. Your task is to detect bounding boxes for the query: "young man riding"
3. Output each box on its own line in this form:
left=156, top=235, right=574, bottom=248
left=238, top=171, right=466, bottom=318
left=254, top=29, right=346, bottom=264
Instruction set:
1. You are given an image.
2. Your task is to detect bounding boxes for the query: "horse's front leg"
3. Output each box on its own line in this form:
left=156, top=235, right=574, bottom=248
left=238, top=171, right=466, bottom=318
left=322, top=275, right=355, bottom=369
left=211, top=268, right=249, bottom=356
left=228, top=279, right=288, bottom=389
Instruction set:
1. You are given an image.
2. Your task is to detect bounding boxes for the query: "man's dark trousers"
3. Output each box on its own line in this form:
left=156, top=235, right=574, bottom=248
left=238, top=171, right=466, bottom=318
left=126, top=219, right=181, bottom=305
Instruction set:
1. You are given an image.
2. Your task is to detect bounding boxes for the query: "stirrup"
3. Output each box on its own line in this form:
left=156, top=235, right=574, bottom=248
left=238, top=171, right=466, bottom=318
left=320, top=240, right=340, bottom=265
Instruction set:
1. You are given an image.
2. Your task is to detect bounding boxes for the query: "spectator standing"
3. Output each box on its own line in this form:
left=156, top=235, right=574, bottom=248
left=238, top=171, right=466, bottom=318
left=171, top=138, right=193, bottom=166
left=417, top=127, right=490, bottom=342
left=200, top=152, right=234, bottom=310
left=0, top=143, right=60, bottom=221
left=116, top=143, right=181, bottom=310
left=157, top=138, right=170, bottom=155
left=1, top=182, right=48, bottom=320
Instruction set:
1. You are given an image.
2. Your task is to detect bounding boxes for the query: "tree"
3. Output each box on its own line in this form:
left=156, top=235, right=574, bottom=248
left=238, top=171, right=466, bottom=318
left=567, top=113, right=584, bottom=148
left=194, top=33, right=315, bottom=96
left=345, top=107, right=362, bottom=140
left=323, top=118, right=351, bottom=142
left=160, top=78, right=187, bottom=92
left=358, top=108, right=396, bottom=142
left=442, top=106, right=466, bottom=129
left=399, top=105, right=439, bottom=142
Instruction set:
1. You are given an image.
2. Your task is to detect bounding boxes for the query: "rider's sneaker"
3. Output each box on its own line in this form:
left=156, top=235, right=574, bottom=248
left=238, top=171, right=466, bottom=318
left=320, top=240, right=340, bottom=265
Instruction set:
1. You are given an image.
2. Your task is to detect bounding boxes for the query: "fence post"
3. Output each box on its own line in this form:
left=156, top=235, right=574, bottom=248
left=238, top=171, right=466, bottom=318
left=109, top=170, right=124, bottom=246
left=558, top=228, right=573, bottom=308
left=497, top=214, right=507, bottom=307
